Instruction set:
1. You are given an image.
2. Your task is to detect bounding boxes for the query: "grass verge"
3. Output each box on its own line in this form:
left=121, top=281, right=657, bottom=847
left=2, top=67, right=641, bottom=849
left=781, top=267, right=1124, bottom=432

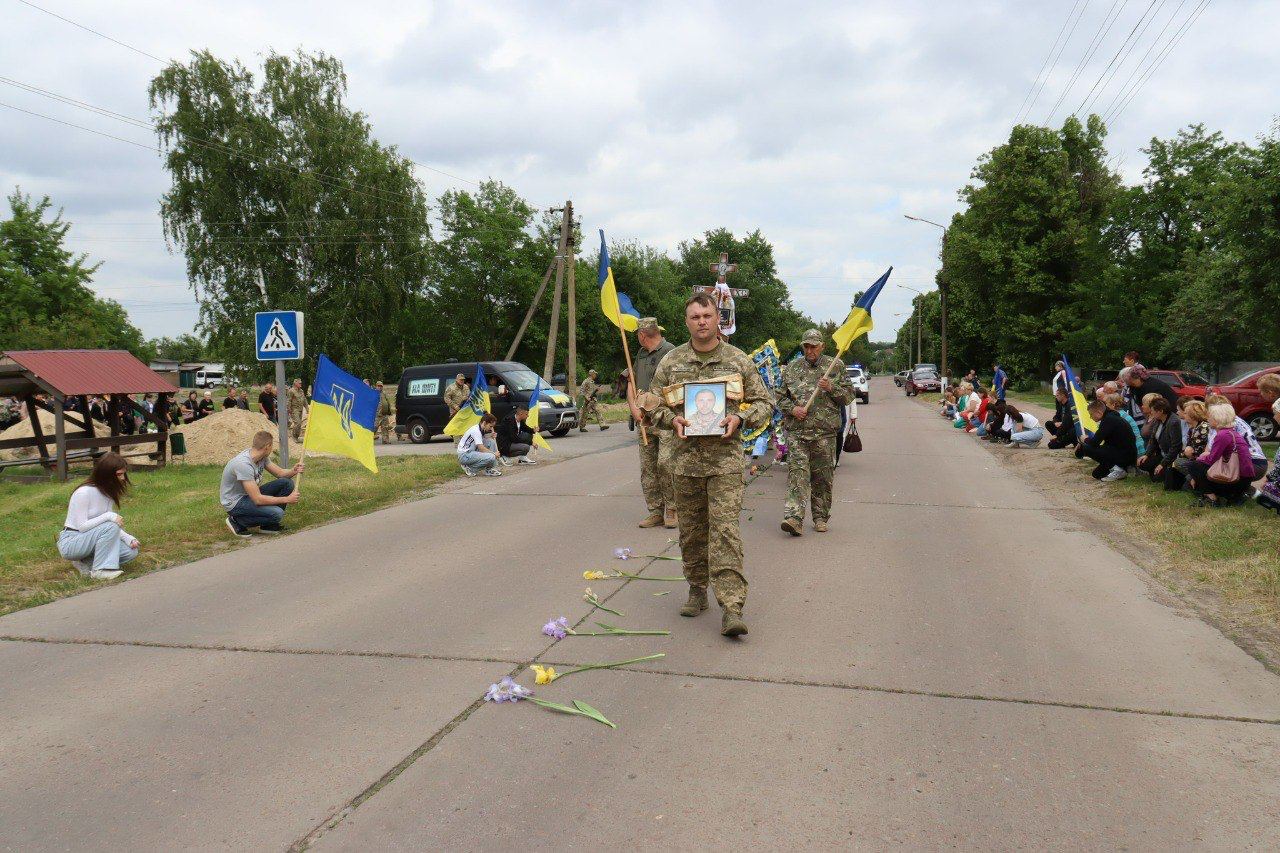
left=0, top=454, right=461, bottom=617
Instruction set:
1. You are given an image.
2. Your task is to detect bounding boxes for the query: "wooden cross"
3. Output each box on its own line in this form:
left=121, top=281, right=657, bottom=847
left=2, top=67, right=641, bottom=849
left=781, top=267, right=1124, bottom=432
left=709, top=252, right=737, bottom=284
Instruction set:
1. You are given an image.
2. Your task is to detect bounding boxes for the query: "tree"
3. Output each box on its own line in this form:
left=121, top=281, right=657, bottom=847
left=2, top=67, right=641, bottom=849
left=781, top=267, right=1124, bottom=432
left=149, top=333, right=209, bottom=363
left=0, top=190, right=149, bottom=356
left=149, top=50, right=432, bottom=382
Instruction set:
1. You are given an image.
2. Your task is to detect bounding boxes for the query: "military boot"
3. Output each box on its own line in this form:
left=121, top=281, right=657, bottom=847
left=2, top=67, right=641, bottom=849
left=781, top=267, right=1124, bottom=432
left=638, top=512, right=664, bottom=528
left=813, top=520, right=828, bottom=533
left=720, top=608, right=748, bottom=637
left=679, top=587, right=708, bottom=617
left=781, top=517, right=803, bottom=537
left=663, top=508, right=678, bottom=529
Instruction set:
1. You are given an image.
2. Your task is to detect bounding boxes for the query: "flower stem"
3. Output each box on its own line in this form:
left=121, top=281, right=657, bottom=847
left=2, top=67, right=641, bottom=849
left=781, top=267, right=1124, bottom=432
left=558, top=653, right=666, bottom=679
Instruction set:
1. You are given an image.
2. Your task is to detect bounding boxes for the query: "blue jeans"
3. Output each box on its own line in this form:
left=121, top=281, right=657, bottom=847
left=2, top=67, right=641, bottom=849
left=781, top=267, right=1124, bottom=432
left=228, top=478, right=294, bottom=528
left=58, top=522, right=138, bottom=571
left=1011, top=426, right=1045, bottom=447
left=459, top=437, right=499, bottom=474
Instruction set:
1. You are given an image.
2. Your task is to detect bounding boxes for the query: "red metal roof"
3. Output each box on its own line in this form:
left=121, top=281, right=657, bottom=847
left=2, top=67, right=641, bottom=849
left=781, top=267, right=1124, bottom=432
left=2, top=350, right=181, bottom=396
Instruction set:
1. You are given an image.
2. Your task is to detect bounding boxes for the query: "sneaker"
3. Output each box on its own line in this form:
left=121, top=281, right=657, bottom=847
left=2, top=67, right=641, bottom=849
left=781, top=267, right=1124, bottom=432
left=257, top=524, right=284, bottom=535
left=483, top=468, right=503, bottom=477
left=225, top=516, right=252, bottom=538
left=517, top=456, right=537, bottom=465
left=1102, top=466, right=1128, bottom=482
left=70, top=558, right=92, bottom=575
left=88, top=569, right=123, bottom=581
left=498, top=456, right=513, bottom=467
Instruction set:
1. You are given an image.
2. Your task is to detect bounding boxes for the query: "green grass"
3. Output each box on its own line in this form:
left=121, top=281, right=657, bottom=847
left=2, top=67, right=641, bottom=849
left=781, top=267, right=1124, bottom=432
left=1007, top=389, right=1058, bottom=410
left=0, top=454, right=461, bottom=616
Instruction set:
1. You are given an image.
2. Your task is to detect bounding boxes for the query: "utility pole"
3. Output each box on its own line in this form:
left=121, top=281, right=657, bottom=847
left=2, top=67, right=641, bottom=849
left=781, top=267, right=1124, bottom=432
left=564, top=201, right=577, bottom=398
left=904, top=214, right=948, bottom=379
left=543, top=202, right=571, bottom=382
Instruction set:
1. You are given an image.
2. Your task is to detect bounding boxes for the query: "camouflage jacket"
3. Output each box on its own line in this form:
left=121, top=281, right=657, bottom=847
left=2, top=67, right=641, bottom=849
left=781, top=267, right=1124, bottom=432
left=287, top=387, right=307, bottom=414
left=443, top=382, right=469, bottom=412
left=778, top=354, right=854, bottom=438
left=579, top=378, right=599, bottom=402
left=377, top=395, right=393, bottom=418
left=650, top=341, right=774, bottom=476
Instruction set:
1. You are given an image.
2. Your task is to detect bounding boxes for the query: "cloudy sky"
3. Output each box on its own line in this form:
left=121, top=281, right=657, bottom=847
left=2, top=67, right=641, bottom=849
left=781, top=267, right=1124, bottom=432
left=3, top=0, right=1277, bottom=344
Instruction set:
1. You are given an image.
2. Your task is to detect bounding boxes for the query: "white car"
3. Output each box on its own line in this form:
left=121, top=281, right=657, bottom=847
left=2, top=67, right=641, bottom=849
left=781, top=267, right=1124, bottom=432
left=846, top=366, right=869, bottom=404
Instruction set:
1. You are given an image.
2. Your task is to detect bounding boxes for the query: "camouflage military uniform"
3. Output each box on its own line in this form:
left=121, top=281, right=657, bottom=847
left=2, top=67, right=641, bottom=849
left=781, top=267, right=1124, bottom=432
left=778, top=353, right=854, bottom=525
left=376, top=393, right=394, bottom=443
left=287, top=386, right=307, bottom=442
left=443, top=381, right=468, bottom=418
left=577, top=377, right=606, bottom=430
left=632, top=337, right=676, bottom=516
left=650, top=341, right=773, bottom=614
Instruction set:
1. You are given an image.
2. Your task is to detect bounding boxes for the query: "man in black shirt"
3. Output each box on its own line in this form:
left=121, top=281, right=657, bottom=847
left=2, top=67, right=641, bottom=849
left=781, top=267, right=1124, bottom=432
left=495, top=406, right=538, bottom=465
left=1075, top=398, right=1137, bottom=481
left=259, top=384, right=277, bottom=423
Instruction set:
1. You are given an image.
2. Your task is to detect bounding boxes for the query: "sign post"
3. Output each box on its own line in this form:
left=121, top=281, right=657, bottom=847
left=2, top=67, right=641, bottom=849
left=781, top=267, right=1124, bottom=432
left=255, top=311, right=304, bottom=467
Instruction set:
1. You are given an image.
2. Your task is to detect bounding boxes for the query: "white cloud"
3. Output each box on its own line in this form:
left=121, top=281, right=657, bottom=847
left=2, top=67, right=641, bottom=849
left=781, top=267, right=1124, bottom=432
left=2, top=0, right=1277, bottom=346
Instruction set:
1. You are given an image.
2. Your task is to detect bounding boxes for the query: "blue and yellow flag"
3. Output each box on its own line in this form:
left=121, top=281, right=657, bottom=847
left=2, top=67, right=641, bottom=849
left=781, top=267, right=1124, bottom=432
left=832, top=267, right=892, bottom=355
left=304, top=354, right=380, bottom=472
left=443, top=364, right=490, bottom=436
left=1062, top=353, right=1097, bottom=439
left=598, top=230, right=640, bottom=332
left=525, top=378, right=553, bottom=451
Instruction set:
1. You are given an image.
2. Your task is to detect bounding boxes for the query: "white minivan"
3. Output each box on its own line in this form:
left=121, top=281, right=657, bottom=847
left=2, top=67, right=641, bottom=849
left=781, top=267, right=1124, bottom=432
left=846, top=365, right=869, bottom=404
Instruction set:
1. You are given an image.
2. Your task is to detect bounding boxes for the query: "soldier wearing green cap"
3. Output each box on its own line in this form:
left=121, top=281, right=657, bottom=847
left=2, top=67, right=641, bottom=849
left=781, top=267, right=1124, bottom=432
left=577, top=370, right=609, bottom=432
left=630, top=317, right=677, bottom=528
left=778, top=328, right=853, bottom=535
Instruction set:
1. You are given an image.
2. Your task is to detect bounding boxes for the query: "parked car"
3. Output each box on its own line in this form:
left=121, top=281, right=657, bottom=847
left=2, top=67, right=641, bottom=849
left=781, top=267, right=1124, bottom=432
left=914, top=363, right=938, bottom=374
left=904, top=368, right=941, bottom=397
left=1208, top=365, right=1280, bottom=441
left=1148, top=369, right=1210, bottom=401
left=395, top=361, right=578, bottom=443
left=893, top=370, right=911, bottom=387
left=846, top=366, right=869, bottom=404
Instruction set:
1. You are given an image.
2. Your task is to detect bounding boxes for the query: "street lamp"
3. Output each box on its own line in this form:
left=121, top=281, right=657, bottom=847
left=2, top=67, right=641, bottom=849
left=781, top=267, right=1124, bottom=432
left=897, top=286, right=924, bottom=367
left=904, top=214, right=948, bottom=381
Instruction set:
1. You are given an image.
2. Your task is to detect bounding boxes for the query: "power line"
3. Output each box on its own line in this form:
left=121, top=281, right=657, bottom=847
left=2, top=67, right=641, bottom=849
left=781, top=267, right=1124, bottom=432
left=1045, top=0, right=1129, bottom=125
left=1103, top=0, right=1212, bottom=127
left=1073, top=0, right=1163, bottom=117
left=1022, top=0, right=1093, bottom=123
left=17, top=0, right=167, bottom=63
left=1096, top=0, right=1190, bottom=121
left=1014, top=0, right=1085, bottom=123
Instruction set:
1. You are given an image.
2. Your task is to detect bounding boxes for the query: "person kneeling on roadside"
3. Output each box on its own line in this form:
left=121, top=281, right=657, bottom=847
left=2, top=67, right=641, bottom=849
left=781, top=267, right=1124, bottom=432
left=1045, top=388, right=1077, bottom=448
left=221, top=430, right=303, bottom=537
left=1185, top=402, right=1255, bottom=508
left=57, top=452, right=140, bottom=580
left=1009, top=407, right=1044, bottom=448
left=458, top=413, right=502, bottom=477
left=1135, top=396, right=1182, bottom=489
left=1075, top=398, right=1137, bottom=481
left=497, top=406, right=538, bottom=465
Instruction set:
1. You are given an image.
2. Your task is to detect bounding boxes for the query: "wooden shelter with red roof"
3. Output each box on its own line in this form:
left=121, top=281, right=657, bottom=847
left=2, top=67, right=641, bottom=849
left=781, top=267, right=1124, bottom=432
left=0, top=350, right=180, bottom=480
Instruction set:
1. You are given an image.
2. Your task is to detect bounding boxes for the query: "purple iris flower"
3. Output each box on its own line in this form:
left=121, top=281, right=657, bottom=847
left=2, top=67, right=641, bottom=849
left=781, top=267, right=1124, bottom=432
left=613, top=547, right=634, bottom=560
left=484, top=676, right=532, bottom=703
left=542, top=616, right=570, bottom=639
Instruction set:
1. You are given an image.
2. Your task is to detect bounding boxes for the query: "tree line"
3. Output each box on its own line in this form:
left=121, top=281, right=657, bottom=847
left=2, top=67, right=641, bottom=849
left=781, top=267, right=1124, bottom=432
left=900, top=115, right=1280, bottom=384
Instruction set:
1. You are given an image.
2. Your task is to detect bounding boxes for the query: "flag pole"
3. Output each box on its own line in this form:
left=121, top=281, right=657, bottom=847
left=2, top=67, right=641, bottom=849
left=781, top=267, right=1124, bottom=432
left=802, top=348, right=847, bottom=410
left=619, top=323, right=648, bottom=445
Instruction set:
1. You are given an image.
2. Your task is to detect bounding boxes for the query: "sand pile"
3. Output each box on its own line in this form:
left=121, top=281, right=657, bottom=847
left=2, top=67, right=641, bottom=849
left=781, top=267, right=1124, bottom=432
left=0, top=408, right=77, bottom=460
left=175, top=408, right=328, bottom=465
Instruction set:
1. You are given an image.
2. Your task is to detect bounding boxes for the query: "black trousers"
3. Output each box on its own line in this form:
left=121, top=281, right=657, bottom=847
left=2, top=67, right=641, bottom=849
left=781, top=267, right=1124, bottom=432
left=1078, top=443, right=1131, bottom=479
left=1184, top=459, right=1250, bottom=500
left=1046, top=419, right=1077, bottom=449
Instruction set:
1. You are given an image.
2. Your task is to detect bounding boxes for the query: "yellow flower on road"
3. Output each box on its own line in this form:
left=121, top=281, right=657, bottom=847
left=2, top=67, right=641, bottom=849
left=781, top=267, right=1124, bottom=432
left=531, top=665, right=558, bottom=684
left=583, top=570, right=606, bottom=580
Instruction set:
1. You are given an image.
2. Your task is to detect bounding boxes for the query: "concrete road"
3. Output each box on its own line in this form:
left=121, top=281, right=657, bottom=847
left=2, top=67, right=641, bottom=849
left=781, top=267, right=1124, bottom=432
left=2, top=378, right=1277, bottom=849
left=374, top=422, right=626, bottom=458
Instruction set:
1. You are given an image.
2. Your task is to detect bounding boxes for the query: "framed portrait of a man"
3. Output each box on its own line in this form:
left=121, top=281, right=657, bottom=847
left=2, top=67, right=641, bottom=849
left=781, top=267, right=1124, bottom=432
left=683, top=381, right=727, bottom=437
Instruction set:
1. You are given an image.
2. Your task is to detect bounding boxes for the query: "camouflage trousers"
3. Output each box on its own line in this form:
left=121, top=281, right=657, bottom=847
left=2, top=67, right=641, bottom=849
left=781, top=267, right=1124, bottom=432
left=376, top=415, right=393, bottom=442
left=578, top=399, right=604, bottom=428
left=638, top=428, right=675, bottom=513
left=674, top=473, right=747, bottom=613
left=784, top=434, right=837, bottom=524
left=289, top=410, right=304, bottom=442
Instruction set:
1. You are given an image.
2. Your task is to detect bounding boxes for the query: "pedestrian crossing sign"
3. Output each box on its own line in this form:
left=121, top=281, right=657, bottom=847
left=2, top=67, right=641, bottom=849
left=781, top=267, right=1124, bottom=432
left=255, top=311, right=304, bottom=361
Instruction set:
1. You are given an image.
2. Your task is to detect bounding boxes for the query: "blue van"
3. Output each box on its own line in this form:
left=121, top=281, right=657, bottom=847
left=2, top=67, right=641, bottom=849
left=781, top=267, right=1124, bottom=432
left=395, top=361, right=578, bottom=443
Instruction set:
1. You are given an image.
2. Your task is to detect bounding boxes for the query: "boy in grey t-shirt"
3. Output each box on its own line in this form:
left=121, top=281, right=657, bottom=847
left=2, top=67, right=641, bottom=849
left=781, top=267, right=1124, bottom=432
left=220, top=430, right=304, bottom=537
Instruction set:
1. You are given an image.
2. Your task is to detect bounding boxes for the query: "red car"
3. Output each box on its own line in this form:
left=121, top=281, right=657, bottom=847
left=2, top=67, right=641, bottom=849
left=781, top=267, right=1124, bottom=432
left=1149, top=369, right=1210, bottom=401
left=1208, top=365, right=1280, bottom=441
left=904, top=369, right=941, bottom=396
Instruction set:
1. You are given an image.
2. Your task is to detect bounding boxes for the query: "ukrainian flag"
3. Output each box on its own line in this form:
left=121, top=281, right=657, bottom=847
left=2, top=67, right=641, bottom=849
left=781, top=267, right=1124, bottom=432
left=444, top=364, right=490, bottom=436
left=1062, top=353, right=1097, bottom=439
left=304, top=354, right=380, bottom=473
left=598, top=230, right=640, bottom=332
left=832, top=267, right=892, bottom=355
left=525, top=378, right=553, bottom=451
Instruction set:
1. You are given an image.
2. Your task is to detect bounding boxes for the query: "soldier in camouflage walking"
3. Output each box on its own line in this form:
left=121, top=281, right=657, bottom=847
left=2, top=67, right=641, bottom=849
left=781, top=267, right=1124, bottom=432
left=629, top=317, right=677, bottom=529
left=778, top=328, right=854, bottom=535
left=375, top=381, right=395, bottom=443
left=649, top=293, right=772, bottom=637
left=287, top=378, right=308, bottom=442
left=577, top=369, right=610, bottom=432
left=443, top=373, right=469, bottom=442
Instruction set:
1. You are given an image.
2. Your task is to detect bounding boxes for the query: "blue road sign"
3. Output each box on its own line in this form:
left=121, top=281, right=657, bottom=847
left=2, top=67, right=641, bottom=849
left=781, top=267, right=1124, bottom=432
left=255, top=311, right=304, bottom=361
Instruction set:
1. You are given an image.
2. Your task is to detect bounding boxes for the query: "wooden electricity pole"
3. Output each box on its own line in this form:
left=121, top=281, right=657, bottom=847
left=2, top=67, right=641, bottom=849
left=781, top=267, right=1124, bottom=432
left=542, top=201, right=571, bottom=382
left=564, top=201, right=577, bottom=397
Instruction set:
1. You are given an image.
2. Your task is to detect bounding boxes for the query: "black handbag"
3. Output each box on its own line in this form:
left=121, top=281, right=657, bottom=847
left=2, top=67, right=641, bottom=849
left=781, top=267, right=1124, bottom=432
left=843, top=424, right=863, bottom=453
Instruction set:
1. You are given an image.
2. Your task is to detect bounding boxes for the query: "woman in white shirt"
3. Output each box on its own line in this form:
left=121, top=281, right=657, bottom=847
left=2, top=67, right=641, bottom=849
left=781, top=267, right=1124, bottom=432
left=56, top=452, right=139, bottom=580
left=1010, top=410, right=1045, bottom=448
